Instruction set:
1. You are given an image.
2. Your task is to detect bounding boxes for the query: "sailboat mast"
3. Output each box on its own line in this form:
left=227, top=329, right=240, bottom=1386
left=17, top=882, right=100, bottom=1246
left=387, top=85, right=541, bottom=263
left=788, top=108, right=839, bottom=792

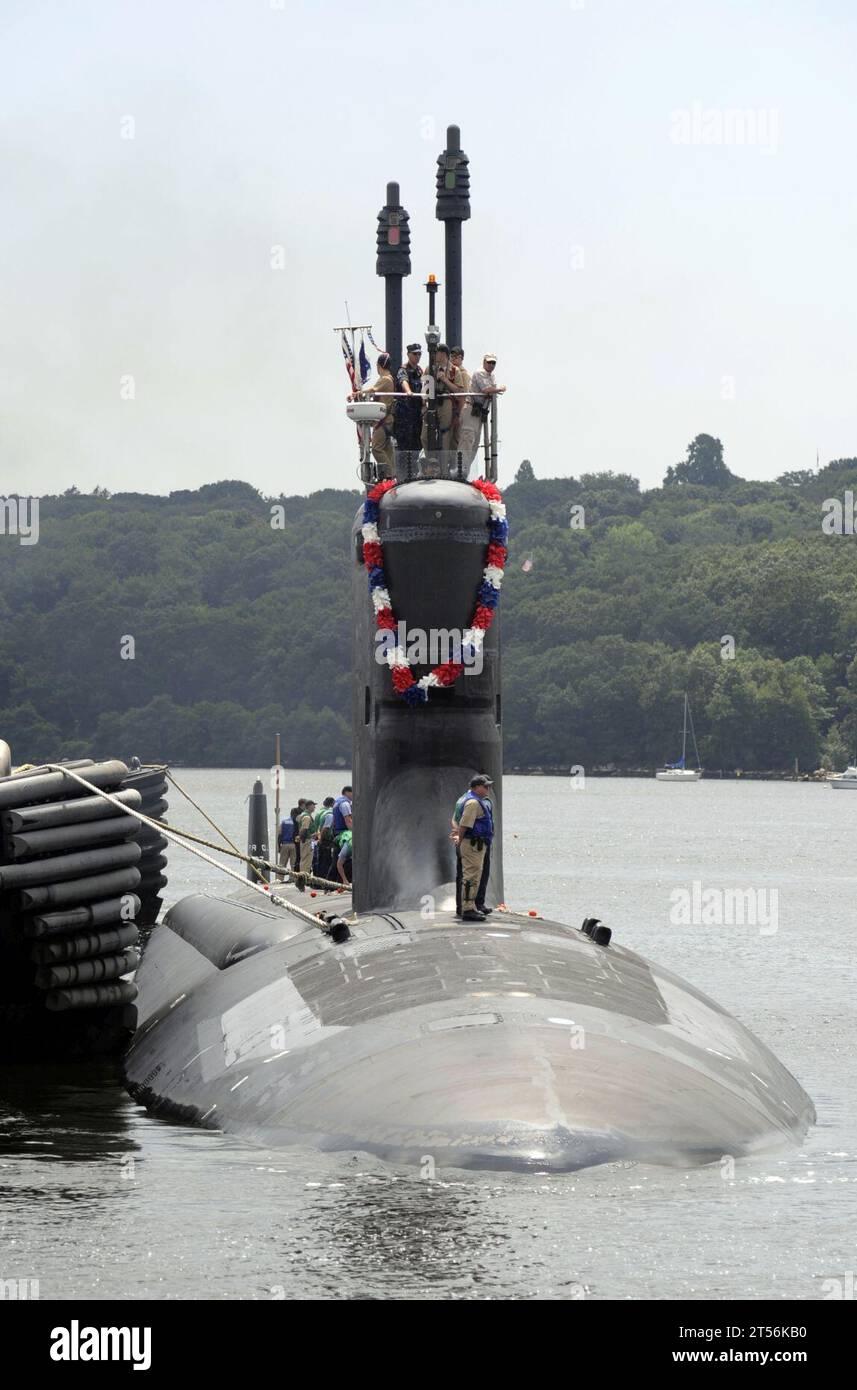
left=682, top=692, right=688, bottom=766
left=687, top=696, right=702, bottom=772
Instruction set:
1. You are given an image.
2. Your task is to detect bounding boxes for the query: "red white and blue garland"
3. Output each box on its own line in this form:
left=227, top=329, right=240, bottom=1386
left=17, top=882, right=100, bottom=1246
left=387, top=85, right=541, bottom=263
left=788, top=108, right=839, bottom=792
left=361, top=477, right=508, bottom=705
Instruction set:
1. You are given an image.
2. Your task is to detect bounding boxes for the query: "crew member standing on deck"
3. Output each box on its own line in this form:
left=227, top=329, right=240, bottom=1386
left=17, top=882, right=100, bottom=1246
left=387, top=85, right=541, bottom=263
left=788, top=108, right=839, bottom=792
left=395, top=343, right=423, bottom=454
left=331, top=785, right=353, bottom=856
left=452, top=776, right=494, bottom=921
left=456, top=352, right=506, bottom=471
left=337, top=828, right=353, bottom=885
left=448, top=347, right=471, bottom=456
left=297, top=799, right=316, bottom=875
left=278, top=806, right=298, bottom=874
left=451, top=775, right=493, bottom=916
left=421, top=344, right=454, bottom=451
left=353, top=354, right=396, bottom=478
left=315, top=796, right=337, bottom=882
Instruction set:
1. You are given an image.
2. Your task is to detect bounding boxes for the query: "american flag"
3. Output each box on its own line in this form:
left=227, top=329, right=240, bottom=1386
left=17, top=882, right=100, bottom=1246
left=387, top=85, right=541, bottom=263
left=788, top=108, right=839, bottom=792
left=341, top=332, right=357, bottom=391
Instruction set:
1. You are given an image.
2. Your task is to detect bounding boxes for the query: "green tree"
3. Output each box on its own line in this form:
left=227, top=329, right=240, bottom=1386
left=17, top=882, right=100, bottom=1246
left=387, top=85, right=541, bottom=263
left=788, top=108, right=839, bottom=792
left=664, top=434, right=735, bottom=489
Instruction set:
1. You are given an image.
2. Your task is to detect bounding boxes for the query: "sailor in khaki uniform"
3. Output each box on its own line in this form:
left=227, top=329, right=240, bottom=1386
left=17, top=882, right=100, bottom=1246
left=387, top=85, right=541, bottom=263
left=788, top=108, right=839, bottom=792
left=456, top=352, right=506, bottom=472
left=360, top=353, right=397, bottom=478
left=448, top=347, right=471, bottom=453
left=421, top=344, right=455, bottom=451
left=297, top=800, right=316, bottom=874
left=452, top=775, right=495, bottom=921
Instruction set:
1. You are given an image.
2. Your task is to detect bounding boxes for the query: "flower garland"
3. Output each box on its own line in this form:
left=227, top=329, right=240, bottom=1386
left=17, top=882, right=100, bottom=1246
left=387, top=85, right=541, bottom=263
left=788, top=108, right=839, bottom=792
left=361, top=477, right=508, bottom=705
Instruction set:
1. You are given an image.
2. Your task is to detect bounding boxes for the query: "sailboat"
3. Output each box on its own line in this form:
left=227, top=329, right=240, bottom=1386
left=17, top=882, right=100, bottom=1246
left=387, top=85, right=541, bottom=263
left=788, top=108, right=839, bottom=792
left=656, top=692, right=702, bottom=781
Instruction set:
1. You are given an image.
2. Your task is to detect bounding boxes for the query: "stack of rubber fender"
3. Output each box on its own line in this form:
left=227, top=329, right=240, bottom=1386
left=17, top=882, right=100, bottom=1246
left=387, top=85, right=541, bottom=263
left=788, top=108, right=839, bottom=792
left=0, top=759, right=169, bottom=1059
left=122, top=764, right=169, bottom=933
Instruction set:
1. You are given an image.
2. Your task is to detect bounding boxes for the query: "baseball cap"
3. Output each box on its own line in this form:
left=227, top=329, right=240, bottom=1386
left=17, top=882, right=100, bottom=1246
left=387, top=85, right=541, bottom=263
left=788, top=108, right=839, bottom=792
left=470, top=774, right=494, bottom=787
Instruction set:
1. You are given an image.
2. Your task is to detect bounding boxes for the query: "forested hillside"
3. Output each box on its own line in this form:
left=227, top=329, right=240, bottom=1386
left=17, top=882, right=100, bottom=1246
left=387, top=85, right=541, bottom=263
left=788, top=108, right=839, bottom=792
left=2, top=441, right=857, bottom=771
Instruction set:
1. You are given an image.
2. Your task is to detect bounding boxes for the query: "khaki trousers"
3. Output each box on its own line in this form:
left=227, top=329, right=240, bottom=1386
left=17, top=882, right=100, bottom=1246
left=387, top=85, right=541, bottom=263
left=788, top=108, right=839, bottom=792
left=299, top=839, right=313, bottom=874
left=456, top=413, right=483, bottom=469
left=421, top=397, right=453, bottom=450
left=278, top=843, right=296, bottom=872
left=459, top=838, right=486, bottom=913
left=371, top=421, right=395, bottom=478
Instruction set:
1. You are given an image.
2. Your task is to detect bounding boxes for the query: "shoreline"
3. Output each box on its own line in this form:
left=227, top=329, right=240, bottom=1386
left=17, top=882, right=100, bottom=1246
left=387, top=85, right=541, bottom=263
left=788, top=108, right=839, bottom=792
left=507, top=767, right=831, bottom=782
left=160, top=763, right=832, bottom=783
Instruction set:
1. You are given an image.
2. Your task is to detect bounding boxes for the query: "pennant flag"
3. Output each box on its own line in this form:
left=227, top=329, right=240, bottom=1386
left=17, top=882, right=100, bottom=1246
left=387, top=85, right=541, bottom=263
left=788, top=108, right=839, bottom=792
left=358, top=332, right=371, bottom=384
left=341, top=332, right=356, bottom=391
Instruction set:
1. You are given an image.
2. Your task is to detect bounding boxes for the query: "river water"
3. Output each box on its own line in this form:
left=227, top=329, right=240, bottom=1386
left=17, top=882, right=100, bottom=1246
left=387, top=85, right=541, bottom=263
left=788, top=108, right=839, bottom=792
left=1, top=772, right=854, bottom=1301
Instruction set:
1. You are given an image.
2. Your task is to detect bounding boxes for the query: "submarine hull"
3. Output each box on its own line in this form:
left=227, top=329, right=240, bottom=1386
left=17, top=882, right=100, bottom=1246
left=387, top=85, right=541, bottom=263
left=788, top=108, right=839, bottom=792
left=124, top=889, right=814, bottom=1172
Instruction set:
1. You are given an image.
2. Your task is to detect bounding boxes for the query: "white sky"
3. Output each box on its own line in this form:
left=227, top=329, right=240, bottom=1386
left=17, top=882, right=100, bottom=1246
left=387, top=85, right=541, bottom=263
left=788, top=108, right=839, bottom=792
left=1, top=0, right=855, bottom=496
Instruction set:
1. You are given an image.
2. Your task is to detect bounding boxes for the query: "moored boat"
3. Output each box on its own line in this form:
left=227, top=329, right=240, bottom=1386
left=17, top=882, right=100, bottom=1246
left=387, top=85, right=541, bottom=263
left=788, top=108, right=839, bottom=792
left=656, top=692, right=702, bottom=781
left=828, top=765, right=857, bottom=789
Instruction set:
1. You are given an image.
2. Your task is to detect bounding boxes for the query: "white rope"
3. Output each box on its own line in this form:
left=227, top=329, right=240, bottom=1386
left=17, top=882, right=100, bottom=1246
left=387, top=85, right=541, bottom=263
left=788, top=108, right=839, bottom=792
left=41, top=765, right=329, bottom=932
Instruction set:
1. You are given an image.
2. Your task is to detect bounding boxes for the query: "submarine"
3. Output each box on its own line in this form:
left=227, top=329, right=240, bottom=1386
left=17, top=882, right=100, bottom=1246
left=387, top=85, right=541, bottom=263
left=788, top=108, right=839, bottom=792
left=120, top=126, right=815, bottom=1171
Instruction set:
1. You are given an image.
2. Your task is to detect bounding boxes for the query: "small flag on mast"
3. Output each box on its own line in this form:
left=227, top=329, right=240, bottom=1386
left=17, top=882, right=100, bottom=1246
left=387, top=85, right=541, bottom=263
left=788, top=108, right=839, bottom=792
left=358, top=332, right=371, bottom=385
left=341, top=332, right=356, bottom=391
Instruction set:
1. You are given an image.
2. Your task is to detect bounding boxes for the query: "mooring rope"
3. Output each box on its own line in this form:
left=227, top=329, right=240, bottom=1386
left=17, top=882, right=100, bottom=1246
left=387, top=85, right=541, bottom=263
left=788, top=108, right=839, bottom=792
left=163, top=768, right=269, bottom=886
left=161, top=768, right=346, bottom=893
left=41, top=765, right=340, bottom=933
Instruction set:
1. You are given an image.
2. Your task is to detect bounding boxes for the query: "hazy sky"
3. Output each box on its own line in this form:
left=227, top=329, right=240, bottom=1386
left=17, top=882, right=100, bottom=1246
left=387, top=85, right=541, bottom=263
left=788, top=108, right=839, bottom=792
left=2, top=0, right=855, bottom=497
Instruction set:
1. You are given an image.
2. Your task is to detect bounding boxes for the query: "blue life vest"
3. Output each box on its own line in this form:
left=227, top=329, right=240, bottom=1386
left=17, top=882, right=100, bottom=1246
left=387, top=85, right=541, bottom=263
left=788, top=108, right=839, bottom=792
left=332, top=796, right=352, bottom=835
left=462, top=792, right=494, bottom=843
left=279, top=817, right=295, bottom=844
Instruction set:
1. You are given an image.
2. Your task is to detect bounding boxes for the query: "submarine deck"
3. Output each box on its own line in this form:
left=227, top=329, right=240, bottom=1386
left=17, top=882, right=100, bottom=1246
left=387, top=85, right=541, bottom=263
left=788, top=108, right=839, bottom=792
left=124, top=879, right=815, bottom=1173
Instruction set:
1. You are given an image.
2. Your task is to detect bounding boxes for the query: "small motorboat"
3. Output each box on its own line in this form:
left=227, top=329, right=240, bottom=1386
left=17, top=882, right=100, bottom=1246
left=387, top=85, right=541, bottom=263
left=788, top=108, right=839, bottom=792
left=828, top=765, right=857, bottom=790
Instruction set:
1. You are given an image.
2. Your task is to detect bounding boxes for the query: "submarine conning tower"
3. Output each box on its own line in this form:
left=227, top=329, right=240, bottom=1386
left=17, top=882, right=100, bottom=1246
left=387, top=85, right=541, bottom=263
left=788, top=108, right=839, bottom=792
left=353, top=124, right=503, bottom=915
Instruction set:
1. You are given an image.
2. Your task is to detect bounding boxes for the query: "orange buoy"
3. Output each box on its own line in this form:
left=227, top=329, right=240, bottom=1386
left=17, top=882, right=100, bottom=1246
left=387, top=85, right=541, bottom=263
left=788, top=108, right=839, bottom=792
left=310, top=890, right=317, bottom=898
left=528, top=909, right=537, bottom=917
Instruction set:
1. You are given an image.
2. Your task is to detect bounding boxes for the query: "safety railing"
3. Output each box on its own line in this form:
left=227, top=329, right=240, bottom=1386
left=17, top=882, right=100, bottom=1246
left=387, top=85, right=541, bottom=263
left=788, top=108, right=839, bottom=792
left=348, top=392, right=499, bottom=487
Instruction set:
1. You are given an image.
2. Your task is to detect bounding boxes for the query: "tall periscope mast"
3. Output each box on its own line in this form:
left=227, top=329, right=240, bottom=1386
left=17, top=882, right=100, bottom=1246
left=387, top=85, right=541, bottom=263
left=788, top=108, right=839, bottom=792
left=349, top=125, right=499, bottom=487
left=351, top=123, right=504, bottom=913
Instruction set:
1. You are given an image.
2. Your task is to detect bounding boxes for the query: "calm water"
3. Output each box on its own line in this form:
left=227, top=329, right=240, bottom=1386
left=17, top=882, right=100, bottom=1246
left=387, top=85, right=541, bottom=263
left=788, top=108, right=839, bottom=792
left=1, top=772, right=854, bottom=1301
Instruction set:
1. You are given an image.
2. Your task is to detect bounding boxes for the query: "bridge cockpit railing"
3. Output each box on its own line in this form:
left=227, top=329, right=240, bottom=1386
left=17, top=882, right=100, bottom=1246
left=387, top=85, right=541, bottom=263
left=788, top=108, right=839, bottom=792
left=346, top=393, right=499, bottom=488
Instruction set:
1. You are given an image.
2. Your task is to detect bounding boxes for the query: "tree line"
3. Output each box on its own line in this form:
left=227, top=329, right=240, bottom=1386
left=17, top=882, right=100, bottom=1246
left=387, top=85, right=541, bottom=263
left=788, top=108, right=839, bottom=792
left=1, top=441, right=856, bottom=771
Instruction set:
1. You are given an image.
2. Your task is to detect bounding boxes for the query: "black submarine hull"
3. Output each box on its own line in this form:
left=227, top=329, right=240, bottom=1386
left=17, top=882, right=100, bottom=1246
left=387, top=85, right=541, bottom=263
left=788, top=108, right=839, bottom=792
left=352, top=478, right=503, bottom=914
left=124, top=886, right=814, bottom=1172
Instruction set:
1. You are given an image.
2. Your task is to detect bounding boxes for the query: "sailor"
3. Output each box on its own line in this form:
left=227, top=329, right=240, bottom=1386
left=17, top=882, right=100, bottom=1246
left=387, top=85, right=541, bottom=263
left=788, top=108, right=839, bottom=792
left=355, top=354, right=397, bottom=479
left=456, top=352, right=506, bottom=471
left=336, top=828, right=353, bottom=885
left=315, top=796, right=337, bottom=882
left=331, top=784, right=353, bottom=859
left=448, top=347, right=471, bottom=455
left=452, top=775, right=493, bottom=917
left=452, top=775, right=495, bottom=921
left=277, top=806, right=298, bottom=874
left=421, top=343, right=454, bottom=451
left=291, top=798, right=308, bottom=867
left=395, top=343, right=423, bottom=454
left=297, top=799, right=317, bottom=874
left=310, top=799, right=325, bottom=876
